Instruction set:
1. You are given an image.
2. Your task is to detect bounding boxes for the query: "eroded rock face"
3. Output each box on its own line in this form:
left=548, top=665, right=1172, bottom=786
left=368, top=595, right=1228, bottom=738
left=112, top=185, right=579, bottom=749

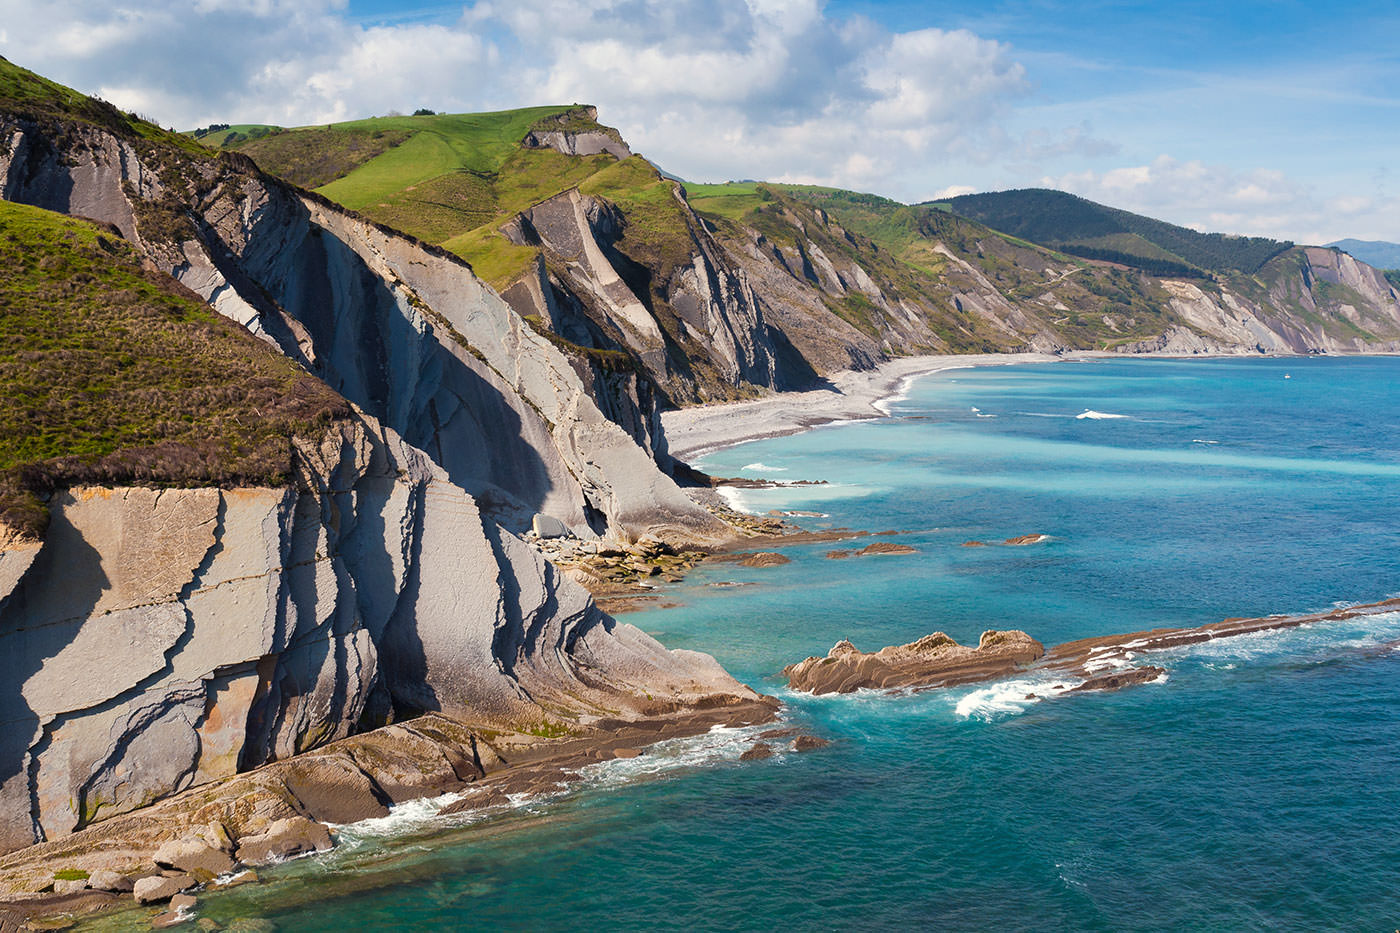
left=784, top=630, right=1046, bottom=695
left=0, top=115, right=727, bottom=546
left=0, top=414, right=761, bottom=856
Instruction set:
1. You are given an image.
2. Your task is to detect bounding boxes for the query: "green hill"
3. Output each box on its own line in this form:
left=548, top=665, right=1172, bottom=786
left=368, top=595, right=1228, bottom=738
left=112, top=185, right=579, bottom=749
left=940, top=188, right=1292, bottom=276
left=0, top=200, right=348, bottom=538
left=202, top=104, right=631, bottom=286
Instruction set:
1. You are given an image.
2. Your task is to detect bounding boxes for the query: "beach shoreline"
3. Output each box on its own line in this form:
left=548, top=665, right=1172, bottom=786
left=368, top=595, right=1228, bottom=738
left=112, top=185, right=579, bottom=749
left=662, top=351, right=1094, bottom=461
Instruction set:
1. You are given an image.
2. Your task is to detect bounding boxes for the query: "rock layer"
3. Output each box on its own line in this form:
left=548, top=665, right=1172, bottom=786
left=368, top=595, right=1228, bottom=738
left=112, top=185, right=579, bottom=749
left=784, top=631, right=1046, bottom=695
left=0, top=412, right=761, bottom=856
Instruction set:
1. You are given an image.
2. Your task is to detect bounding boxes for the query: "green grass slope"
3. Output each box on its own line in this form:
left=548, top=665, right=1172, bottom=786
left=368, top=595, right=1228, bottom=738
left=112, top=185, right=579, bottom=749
left=0, top=200, right=349, bottom=538
left=941, top=188, right=1292, bottom=276
left=0, top=55, right=208, bottom=156
left=204, top=105, right=625, bottom=285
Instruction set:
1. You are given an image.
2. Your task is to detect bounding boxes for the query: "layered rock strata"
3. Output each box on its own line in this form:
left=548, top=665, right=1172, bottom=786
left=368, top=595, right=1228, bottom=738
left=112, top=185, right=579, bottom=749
left=0, top=411, right=764, bottom=858
left=0, top=114, right=726, bottom=544
left=784, top=631, right=1046, bottom=695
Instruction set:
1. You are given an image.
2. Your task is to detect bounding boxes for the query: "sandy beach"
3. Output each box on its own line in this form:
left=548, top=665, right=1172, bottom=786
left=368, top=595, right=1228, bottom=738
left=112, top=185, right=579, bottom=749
left=662, top=351, right=1079, bottom=461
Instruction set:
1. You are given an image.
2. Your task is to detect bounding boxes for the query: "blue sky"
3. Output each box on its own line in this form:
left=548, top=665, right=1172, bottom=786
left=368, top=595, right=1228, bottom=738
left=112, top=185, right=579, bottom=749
left=1, top=0, right=1395, bottom=243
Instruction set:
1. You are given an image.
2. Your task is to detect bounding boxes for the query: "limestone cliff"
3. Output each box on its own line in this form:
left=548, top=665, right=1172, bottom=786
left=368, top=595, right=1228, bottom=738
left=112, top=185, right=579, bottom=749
left=0, top=113, right=726, bottom=542
left=0, top=411, right=758, bottom=856
left=497, top=180, right=805, bottom=406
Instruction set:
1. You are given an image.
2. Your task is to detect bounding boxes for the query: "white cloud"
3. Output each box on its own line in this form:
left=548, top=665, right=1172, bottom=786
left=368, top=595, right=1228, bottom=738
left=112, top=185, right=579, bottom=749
left=0, top=0, right=1028, bottom=194
left=1042, top=155, right=1398, bottom=244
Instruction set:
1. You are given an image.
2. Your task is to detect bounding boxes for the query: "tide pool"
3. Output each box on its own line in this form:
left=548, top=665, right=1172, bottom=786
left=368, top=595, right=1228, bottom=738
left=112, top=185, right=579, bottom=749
left=95, top=357, right=1400, bottom=931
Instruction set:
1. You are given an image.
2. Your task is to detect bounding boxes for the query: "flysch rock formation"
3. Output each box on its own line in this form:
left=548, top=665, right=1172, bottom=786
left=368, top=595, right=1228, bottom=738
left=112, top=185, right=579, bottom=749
left=785, top=598, right=1400, bottom=701
left=498, top=183, right=800, bottom=406
left=0, top=409, right=766, bottom=860
left=784, top=631, right=1047, bottom=695
left=0, top=114, right=727, bottom=546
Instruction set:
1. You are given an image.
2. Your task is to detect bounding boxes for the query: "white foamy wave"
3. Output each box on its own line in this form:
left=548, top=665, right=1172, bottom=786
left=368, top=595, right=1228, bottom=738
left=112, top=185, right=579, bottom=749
left=330, top=790, right=474, bottom=844
left=1155, top=610, right=1400, bottom=669
left=742, top=462, right=787, bottom=472
left=954, top=677, right=1082, bottom=720
left=1192, top=438, right=1219, bottom=445
left=580, top=722, right=776, bottom=789
left=715, top=486, right=755, bottom=514
left=873, top=373, right=924, bottom=415
left=1076, top=410, right=1129, bottom=420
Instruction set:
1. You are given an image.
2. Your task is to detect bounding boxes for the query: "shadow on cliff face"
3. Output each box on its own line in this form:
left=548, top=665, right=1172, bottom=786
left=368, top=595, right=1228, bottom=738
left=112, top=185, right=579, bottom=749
left=213, top=196, right=561, bottom=531
left=0, top=503, right=108, bottom=852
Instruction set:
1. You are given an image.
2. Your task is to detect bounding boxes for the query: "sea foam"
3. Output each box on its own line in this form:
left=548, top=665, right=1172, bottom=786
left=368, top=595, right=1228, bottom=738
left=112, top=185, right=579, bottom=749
left=1076, top=410, right=1129, bottom=420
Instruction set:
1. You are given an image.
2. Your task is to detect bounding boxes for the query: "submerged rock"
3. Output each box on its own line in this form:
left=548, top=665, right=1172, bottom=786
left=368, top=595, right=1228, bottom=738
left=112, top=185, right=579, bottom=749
left=738, top=552, right=792, bottom=568
left=739, top=744, right=774, bottom=761
left=856, top=541, right=917, bottom=556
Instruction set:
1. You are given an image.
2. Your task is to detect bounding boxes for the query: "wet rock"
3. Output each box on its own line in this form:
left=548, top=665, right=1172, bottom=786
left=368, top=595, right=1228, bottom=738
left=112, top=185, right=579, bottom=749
left=856, top=541, right=916, bottom=556
left=739, top=744, right=774, bottom=761
left=1003, top=533, right=1049, bottom=546
left=790, top=735, right=831, bottom=753
left=738, top=552, right=791, bottom=568
left=961, top=540, right=987, bottom=547
left=133, top=874, right=194, bottom=905
left=232, top=817, right=332, bottom=865
left=170, top=894, right=198, bottom=912
left=437, top=785, right=511, bottom=816
left=1068, top=666, right=1166, bottom=693
left=825, top=550, right=853, bottom=559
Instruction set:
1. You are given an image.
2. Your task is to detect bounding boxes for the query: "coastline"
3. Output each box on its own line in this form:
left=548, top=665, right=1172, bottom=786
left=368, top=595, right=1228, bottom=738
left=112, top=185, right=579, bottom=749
left=662, top=351, right=1093, bottom=461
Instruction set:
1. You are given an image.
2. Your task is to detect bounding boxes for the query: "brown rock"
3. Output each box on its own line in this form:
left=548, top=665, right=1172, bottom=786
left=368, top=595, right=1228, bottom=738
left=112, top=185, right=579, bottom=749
left=856, top=541, right=917, bottom=556
left=133, top=873, right=195, bottom=905
left=784, top=630, right=1045, bottom=695
left=233, top=817, right=333, bottom=865
left=738, top=552, right=791, bottom=568
left=790, top=735, right=831, bottom=753
left=739, top=743, right=774, bottom=761
left=962, top=540, right=987, bottom=547
left=612, top=748, right=642, bottom=759
left=825, top=550, right=853, bottom=559
left=277, top=754, right=391, bottom=824
left=170, top=894, right=198, bottom=912
left=153, top=838, right=236, bottom=878
left=1003, top=533, right=1049, bottom=546
left=1068, top=666, right=1166, bottom=693
left=53, top=877, right=88, bottom=895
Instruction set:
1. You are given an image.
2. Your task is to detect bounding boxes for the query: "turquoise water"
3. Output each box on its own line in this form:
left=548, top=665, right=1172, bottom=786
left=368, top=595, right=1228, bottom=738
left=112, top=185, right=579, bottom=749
left=116, top=358, right=1400, bottom=931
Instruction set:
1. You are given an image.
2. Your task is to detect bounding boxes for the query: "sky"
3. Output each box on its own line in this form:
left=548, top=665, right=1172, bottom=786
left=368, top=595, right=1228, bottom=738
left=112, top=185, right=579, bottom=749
left=1, top=0, right=1395, bottom=244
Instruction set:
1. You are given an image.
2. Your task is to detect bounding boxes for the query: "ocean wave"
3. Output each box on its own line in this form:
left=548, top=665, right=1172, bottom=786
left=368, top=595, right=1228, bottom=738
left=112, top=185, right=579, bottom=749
left=1191, top=439, right=1219, bottom=445
left=954, top=677, right=1083, bottom=720
left=715, top=487, right=754, bottom=514
left=742, top=462, right=787, bottom=472
left=1076, top=410, right=1130, bottom=420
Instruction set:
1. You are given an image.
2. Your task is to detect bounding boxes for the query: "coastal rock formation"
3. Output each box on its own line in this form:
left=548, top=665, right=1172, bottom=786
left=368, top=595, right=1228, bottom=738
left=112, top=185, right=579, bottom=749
left=785, top=598, right=1400, bottom=704
left=784, top=631, right=1045, bottom=695
left=498, top=183, right=794, bottom=404
left=0, top=410, right=762, bottom=857
left=0, top=112, right=727, bottom=545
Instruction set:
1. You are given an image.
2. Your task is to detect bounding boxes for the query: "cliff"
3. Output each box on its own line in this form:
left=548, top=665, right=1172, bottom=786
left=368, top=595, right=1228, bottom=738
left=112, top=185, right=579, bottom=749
left=0, top=60, right=761, bottom=870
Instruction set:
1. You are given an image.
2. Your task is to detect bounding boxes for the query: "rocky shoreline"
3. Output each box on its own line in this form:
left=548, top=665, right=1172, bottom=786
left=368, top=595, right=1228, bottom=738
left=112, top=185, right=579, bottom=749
left=0, top=698, right=784, bottom=928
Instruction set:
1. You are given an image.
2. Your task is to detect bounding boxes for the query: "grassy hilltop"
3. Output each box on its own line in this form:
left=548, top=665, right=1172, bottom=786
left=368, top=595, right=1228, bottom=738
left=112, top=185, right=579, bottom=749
left=198, top=105, right=646, bottom=287
left=0, top=200, right=348, bottom=537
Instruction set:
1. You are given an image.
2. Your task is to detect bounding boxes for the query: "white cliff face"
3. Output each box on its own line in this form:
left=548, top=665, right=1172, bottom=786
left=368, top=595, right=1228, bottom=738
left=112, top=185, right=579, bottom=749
left=0, top=414, right=758, bottom=856
left=0, top=117, right=726, bottom=544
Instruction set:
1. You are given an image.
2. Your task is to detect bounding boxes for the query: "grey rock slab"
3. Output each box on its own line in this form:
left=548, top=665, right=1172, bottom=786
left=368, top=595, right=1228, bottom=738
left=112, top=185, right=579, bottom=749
left=133, top=873, right=195, bottom=904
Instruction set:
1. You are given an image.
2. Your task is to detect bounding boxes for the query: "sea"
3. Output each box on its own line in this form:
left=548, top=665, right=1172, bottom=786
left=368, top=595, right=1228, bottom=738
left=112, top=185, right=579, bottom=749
left=87, top=356, right=1400, bottom=931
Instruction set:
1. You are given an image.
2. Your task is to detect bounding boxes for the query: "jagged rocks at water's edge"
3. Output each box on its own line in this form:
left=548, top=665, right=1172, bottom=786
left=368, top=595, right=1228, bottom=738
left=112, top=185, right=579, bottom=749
left=784, top=631, right=1046, bottom=695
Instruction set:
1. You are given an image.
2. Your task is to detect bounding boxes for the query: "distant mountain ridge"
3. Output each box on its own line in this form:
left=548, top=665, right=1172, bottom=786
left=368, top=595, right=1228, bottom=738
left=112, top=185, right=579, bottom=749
left=939, top=188, right=1293, bottom=278
left=1328, top=238, right=1400, bottom=271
